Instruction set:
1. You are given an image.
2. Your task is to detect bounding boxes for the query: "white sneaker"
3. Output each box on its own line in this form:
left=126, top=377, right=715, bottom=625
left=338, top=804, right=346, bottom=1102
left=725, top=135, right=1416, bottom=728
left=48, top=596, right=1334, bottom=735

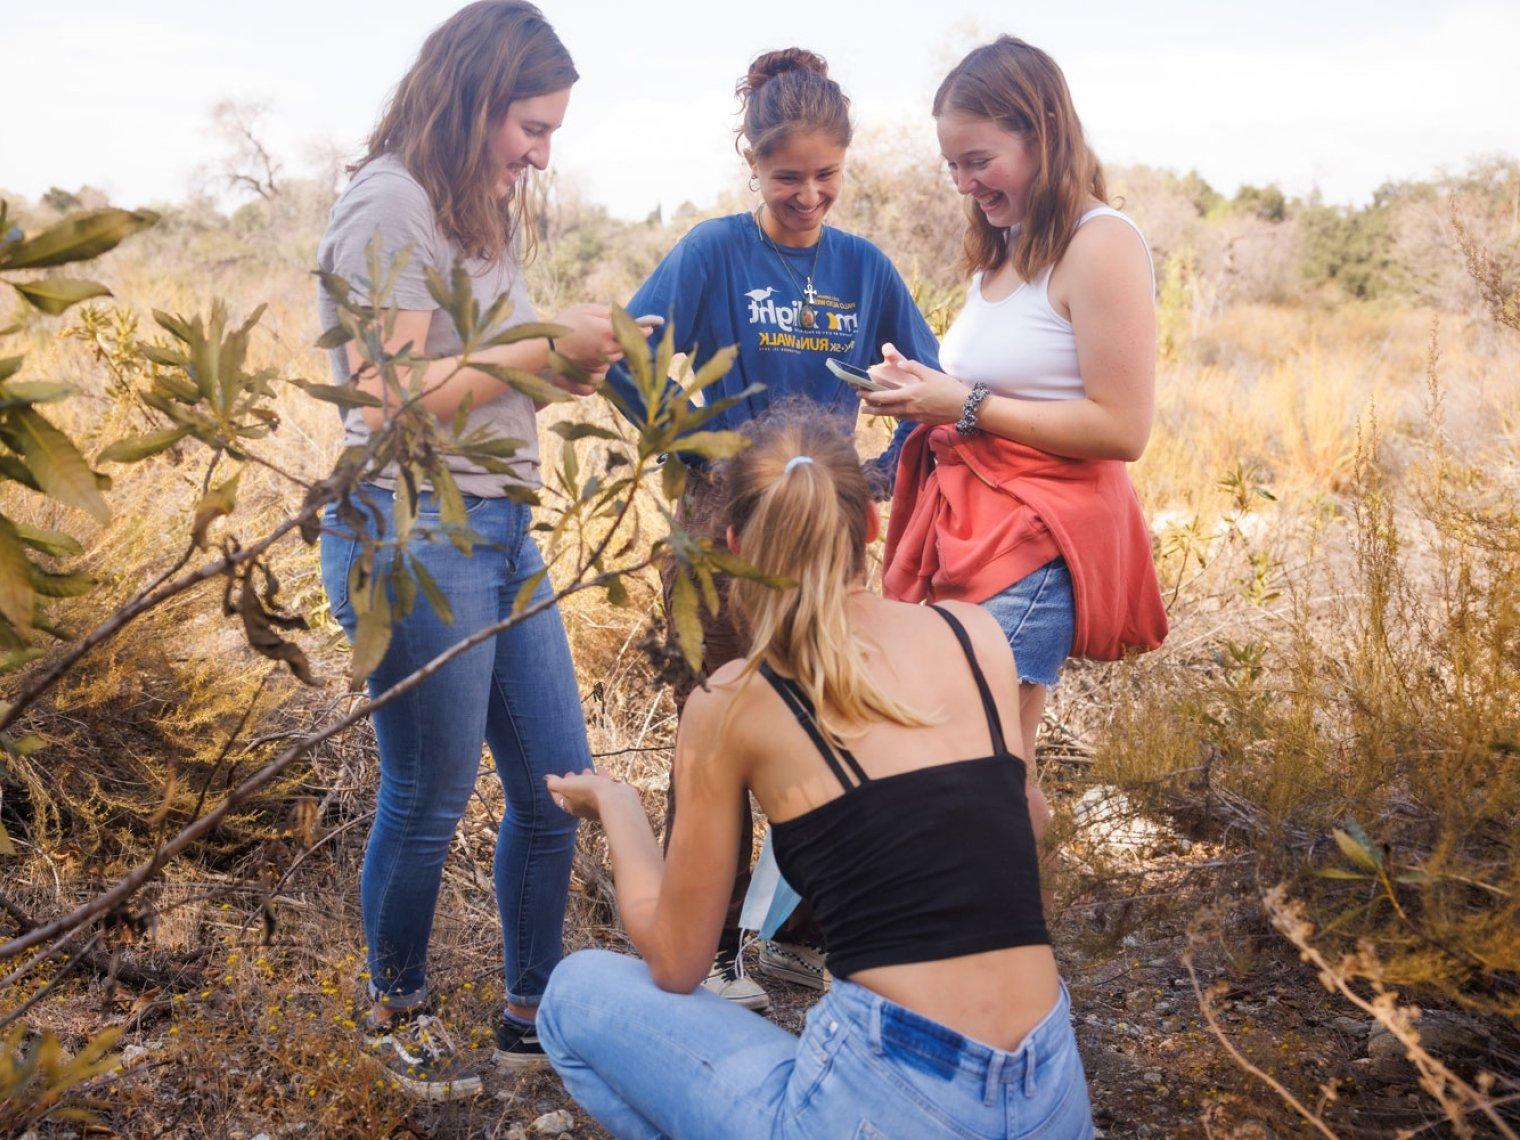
left=701, top=950, right=770, bottom=1011
left=758, top=940, right=830, bottom=992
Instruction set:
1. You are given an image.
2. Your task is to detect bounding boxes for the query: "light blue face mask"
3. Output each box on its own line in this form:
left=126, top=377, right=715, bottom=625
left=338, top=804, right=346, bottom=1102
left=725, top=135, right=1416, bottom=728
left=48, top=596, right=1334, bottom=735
left=738, top=831, right=804, bottom=938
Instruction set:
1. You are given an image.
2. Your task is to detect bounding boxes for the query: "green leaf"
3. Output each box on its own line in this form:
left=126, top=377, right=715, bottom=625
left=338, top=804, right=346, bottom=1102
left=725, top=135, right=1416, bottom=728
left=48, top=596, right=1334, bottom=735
left=0, top=649, right=44, bottom=674
left=10, top=277, right=111, bottom=316
left=0, top=820, right=14, bottom=857
left=0, top=518, right=35, bottom=632
left=97, top=426, right=190, bottom=463
left=688, top=344, right=740, bottom=395
left=293, top=379, right=383, bottom=409
left=484, top=320, right=571, bottom=348
left=348, top=593, right=393, bottom=687
left=410, top=557, right=454, bottom=624
left=1333, top=826, right=1381, bottom=872
left=548, top=421, right=619, bottom=443
left=610, top=306, right=653, bottom=395
left=604, top=574, right=630, bottom=608
left=27, top=566, right=93, bottom=597
left=192, top=469, right=241, bottom=549
left=672, top=430, right=750, bottom=461
left=1315, top=867, right=1374, bottom=880
left=662, top=454, right=687, bottom=502
left=511, top=568, right=547, bottom=618
left=14, top=523, right=82, bottom=557
left=475, top=362, right=572, bottom=405
left=10, top=407, right=109, bottom=521
left=315, top=324, right=354, bottom=350
left=669, top=570, right=704, bottom=673
left=0, top=207, right=158, bottom=270
left=0, top=356, right=24, bottom=382
left=0, top=381, right=75, bottom=409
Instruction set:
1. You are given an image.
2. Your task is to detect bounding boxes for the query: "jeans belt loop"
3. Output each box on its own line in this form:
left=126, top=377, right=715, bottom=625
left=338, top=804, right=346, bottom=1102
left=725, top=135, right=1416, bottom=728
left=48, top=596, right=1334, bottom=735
left=1023, top=1036, right=1039, bottom=1098
left=983, top=1051, right=1005, bottom=1106
left=867, top=996, right=885, bottom=1055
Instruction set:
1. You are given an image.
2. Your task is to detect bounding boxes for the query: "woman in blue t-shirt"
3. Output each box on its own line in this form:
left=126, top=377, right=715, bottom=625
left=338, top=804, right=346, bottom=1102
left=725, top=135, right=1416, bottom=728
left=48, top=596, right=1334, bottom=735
left=605, top=47, right=941, bottom=1012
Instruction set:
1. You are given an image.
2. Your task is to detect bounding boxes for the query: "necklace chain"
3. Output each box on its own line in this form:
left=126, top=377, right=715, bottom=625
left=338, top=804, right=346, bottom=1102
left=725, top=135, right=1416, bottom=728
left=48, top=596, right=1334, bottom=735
left=754, top=209, right=824, bottom=319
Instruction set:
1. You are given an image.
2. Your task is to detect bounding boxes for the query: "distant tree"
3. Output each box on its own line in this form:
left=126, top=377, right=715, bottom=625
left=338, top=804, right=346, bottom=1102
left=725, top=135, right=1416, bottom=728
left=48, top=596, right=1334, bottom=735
left=1179, top=169, right=1223, bottom=218
left=208, top=99, right=283, bottom=204
left=1232, top=183, right=1287, bottom=223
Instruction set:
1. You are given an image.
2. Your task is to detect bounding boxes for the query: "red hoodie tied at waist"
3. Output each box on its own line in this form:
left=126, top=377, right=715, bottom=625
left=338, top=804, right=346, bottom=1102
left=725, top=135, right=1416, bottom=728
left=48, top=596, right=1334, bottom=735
left=883, top=424, right=1168, bottom=662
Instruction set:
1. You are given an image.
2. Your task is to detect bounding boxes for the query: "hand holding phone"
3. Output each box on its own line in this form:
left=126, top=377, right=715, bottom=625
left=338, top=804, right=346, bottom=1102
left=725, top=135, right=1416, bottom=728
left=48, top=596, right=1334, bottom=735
left=826, top=357, right=887, bottom=393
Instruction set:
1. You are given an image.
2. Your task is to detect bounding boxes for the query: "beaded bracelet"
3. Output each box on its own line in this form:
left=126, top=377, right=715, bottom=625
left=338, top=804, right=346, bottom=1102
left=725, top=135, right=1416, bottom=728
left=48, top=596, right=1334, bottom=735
left=955, top=382, right=992, bottom=438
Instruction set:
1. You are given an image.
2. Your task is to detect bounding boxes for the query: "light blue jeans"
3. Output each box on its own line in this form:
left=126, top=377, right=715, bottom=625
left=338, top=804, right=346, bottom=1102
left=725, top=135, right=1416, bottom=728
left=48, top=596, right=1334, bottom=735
left=539, top=949, right=1094, bottom=1139
left=320, top=487, right=591, bottom=1007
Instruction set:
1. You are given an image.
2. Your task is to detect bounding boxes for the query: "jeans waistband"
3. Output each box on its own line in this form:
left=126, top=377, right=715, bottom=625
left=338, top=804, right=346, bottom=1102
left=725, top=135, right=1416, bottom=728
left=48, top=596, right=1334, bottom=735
left=822, top=978, right=1073, bottom=1104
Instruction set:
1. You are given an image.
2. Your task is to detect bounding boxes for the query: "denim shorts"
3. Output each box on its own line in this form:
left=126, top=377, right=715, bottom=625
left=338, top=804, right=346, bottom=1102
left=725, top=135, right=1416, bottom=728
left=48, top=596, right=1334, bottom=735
left=980, top=558, right=1075, bottom=686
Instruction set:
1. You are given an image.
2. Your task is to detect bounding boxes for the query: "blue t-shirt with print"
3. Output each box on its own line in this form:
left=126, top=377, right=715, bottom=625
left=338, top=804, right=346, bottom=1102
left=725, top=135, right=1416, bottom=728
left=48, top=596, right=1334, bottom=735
left=605, top=213, right=940, bottom=483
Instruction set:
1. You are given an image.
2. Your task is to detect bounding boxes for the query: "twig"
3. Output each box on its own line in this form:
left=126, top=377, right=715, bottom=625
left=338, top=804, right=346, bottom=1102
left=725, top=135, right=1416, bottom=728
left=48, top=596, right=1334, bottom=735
left=0, top=934, right=102, bottom=1031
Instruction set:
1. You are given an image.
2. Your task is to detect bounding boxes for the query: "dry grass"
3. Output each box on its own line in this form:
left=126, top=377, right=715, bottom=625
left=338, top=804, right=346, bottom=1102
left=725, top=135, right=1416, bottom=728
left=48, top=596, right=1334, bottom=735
left=1, top=161, right=1518, bottom=1135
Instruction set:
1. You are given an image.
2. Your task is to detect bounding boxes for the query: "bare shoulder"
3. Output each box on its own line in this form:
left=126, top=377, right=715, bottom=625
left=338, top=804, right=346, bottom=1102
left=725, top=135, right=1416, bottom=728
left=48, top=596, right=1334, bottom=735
left=1064, top=212, right=1151, bottom=276
left=933, top=600, right=1018, bottom=685
left=676, top=660, right=765, bottom=769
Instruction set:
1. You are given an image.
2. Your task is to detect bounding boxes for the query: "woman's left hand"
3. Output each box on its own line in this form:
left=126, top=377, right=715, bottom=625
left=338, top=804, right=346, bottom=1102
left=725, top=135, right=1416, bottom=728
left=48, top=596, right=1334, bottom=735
left=546, top=770, right=626, bottom=820
left=864, top=344, right=969, bottom=427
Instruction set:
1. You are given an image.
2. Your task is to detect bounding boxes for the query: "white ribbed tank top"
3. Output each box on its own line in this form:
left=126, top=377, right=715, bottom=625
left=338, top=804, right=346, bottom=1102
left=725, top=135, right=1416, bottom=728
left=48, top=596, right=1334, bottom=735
left=939, top=206, right=1154, bottom=401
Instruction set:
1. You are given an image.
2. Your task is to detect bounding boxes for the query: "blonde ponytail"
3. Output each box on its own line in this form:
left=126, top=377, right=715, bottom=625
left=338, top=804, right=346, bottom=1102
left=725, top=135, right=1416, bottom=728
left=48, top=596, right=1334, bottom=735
left=725, top=411, right=933, bottom=745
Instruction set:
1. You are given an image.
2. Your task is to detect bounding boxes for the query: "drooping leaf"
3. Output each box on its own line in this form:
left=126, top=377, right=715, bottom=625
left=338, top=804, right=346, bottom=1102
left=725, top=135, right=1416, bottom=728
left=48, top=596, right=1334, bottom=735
left=669, top=569, right=704, bottom=673
left=97, top=426, right=190, bottom=463
left=1333, top=826, right=1381, bottom=872
left=604, top=574, right=630, bottom=608
left=348, top=591, right=393, bottom=687
left=27, top=566, right=94, bottom=597
left=315, top=324, right=354, bottom=350
left=14, top=523, right=82, bottom=557
left=10, top=407, right=109, bottom=521
left=292, top=379, right=383, bottom=409
left=511, top=567, right=547, bottom=618
left=410, top=557, right=454, bottom=624
left=192, top=469, right=242, bottom=549
left=662, top=454, right=687, bottom=502
left=0, top=207, right=158, bottom=270
left=0, top=518, right=35, bottom=632
left=484, top=320, right=570, bottom=348
left=0, top=356, right=24, bottom=382
left=9, top=277, right=111, bottom=316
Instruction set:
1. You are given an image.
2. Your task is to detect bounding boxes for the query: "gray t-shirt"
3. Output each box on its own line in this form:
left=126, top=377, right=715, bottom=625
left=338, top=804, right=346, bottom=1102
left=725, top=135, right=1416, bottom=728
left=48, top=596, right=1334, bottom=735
left=316, top=153, right=540, bottom=494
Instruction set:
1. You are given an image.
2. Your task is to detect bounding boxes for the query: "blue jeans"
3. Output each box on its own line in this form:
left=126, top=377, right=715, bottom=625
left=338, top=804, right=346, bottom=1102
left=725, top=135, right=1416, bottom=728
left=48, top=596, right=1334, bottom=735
left=980, top=559, right=1076, bottom=687
left=539, top=949, right=1094, bottom=1139
left=320, top=487, right=591, bottom=1007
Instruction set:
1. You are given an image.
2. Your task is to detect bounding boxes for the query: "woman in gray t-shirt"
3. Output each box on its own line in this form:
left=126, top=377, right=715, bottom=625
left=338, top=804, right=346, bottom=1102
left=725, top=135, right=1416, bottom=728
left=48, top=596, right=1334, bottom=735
left=315, top=0, right=635, bottom=1098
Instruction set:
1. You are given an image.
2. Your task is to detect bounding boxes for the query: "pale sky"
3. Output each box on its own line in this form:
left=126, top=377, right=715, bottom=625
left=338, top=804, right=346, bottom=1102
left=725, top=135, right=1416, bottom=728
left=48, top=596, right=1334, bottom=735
left=5, top=1, right=1517, bottom=219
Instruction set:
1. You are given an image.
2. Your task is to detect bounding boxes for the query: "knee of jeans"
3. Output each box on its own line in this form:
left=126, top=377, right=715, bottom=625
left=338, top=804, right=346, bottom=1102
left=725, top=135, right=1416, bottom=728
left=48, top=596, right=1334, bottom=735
left=540, top=949, right=623, bottom=1052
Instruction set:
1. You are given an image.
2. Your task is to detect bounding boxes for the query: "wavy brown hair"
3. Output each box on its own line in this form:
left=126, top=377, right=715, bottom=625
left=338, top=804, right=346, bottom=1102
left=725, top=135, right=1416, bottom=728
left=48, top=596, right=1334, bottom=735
left=724, top=410, right=933, bottom=746
left=358, top=1, right=577, bottom=262
left=734, top=48, right=852, bottom=160
left=934, top=35, right=1107, bottom=281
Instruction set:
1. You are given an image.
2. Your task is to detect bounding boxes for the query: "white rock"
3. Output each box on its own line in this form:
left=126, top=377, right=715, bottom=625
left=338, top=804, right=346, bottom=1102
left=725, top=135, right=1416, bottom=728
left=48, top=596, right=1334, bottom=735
left=531, top=1110, right=575, bottom=1135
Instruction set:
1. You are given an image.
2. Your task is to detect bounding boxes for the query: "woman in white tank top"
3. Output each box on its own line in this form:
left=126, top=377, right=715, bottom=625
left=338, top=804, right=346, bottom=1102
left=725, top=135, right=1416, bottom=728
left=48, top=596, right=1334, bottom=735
left=866, top=35, right=1163, bottom=792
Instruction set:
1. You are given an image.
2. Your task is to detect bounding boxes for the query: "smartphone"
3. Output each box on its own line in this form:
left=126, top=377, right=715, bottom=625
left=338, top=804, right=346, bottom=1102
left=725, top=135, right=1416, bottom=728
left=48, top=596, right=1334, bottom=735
left=826, top=357, right=886, bottom=393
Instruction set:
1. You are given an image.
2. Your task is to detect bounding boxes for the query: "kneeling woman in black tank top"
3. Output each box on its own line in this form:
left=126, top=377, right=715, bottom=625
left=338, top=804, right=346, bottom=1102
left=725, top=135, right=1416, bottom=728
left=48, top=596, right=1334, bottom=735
left=539, top=412, right=1094, bottom=1139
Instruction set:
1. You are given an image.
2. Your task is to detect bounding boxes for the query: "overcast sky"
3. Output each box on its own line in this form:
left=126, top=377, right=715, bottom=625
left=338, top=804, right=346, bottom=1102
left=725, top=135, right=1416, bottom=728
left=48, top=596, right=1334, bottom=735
left=5, top=0, right=1517, bottom=219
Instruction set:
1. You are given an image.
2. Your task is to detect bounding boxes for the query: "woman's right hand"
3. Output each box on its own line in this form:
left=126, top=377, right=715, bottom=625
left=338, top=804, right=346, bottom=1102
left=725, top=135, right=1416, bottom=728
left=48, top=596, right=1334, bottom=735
left=550, top=303, right=624, bottom=372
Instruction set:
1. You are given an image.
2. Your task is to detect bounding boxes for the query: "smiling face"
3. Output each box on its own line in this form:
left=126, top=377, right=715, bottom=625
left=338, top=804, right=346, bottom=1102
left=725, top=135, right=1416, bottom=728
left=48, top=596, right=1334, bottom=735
left=488, top=87, right=572, bottom=196
left=749, top=130, right=846, bottom=247
left=937, top=110, right=1039, bottom=230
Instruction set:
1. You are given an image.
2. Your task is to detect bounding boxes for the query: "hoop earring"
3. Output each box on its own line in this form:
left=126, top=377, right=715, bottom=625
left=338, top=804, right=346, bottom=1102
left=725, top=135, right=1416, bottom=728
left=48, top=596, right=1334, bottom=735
left=748, top=174, right=760, bottom=192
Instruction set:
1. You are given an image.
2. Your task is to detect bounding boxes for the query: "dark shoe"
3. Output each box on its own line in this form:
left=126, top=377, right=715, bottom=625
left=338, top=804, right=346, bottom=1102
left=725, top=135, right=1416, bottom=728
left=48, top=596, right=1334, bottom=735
left=363, top=1007, right=482, bottom=1101
left=492, top=1009, right=549, bottom=1071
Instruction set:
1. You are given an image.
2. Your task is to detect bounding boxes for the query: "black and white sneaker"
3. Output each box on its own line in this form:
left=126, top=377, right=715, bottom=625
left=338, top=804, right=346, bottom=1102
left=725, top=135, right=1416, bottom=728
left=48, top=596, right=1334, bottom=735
left=363, top=1007, right=482, bottom=1101
left=492, top=1009, right=549, bottom=1071
left=758, top=939, right=830, bottom=992
left=700, top=948, right=770, bottom=1011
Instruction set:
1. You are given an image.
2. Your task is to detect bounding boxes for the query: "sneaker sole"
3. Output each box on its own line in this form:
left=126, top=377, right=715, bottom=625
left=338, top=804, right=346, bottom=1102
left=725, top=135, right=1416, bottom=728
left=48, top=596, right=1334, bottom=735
left=757, top=958, right=829, bottom=992
left=379, top=1066, right=484, bottom=1102
left=723, top=989, right=772, bottom=1012
left=493, top=1047, right=551, bottom=1072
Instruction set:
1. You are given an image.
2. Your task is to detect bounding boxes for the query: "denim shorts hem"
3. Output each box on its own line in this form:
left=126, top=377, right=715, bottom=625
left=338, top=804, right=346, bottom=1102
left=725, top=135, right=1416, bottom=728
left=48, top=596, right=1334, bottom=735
left=979, top=558, right=1075, bottom=688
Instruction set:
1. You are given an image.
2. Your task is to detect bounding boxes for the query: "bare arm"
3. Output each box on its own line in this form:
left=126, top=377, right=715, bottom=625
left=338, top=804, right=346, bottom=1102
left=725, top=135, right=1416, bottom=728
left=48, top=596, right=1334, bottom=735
left=348, top=303, right=633, bottom=432
left=864, top=218, right=1157, bottom=462
left=547, top=684, right=744, bottom=992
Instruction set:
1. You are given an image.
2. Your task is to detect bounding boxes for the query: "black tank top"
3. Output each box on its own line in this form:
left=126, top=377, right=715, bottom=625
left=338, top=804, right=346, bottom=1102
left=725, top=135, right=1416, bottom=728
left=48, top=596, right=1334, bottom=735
left=766, top=606, right=1049, bottom=979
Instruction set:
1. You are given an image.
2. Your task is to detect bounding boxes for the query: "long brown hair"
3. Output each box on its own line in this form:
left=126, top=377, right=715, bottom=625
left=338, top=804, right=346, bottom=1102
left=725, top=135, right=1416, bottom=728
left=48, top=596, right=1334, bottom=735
left=734, top=48, right=852, bottom=159
left=724, top=411, right=932, bottom=746
left=934, top=35, right=1106, bottom=281
left=359, top=1, right=577, bottom=262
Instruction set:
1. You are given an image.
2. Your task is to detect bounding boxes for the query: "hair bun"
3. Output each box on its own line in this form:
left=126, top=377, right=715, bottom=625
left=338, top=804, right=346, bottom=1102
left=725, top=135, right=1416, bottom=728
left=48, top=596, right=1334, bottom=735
left=738, top=47, right=829, bottom=100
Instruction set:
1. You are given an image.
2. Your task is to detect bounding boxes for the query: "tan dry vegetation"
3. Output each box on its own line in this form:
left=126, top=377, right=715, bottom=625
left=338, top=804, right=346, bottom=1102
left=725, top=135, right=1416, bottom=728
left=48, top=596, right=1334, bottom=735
left=1, top=151, right=1518, bottom=1136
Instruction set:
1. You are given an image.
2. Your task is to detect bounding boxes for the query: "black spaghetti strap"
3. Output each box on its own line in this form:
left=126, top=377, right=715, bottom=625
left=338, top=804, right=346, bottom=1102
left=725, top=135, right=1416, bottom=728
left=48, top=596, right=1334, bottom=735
left=772, top=672, right=871, bottom=786
left=759, top=664, right=860, bottom=791
left=928, top=605, right=1010, bottom=756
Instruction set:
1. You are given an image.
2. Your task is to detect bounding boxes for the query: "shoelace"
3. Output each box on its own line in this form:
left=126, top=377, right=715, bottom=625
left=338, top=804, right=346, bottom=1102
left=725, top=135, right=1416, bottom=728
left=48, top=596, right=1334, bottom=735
left=391, top=1013, right=457, bottom=1065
